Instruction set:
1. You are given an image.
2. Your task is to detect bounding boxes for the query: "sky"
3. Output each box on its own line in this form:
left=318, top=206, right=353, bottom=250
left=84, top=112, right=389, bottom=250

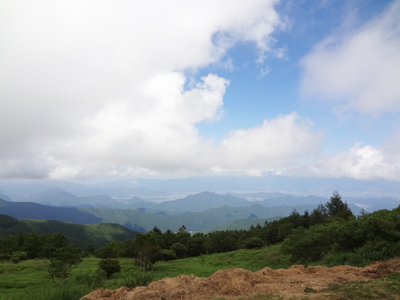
left=1, top=0, right=400, bottom=181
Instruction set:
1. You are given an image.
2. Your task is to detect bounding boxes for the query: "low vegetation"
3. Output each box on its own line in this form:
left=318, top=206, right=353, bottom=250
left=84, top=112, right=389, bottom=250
left=0, top=245, right=288, bottom=300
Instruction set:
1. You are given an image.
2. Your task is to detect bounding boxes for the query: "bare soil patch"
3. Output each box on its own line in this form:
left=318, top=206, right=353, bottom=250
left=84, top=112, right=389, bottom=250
left=80, top=258, right=400, bottom=300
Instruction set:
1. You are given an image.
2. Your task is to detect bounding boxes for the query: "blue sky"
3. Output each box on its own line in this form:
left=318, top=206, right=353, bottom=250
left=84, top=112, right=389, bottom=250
left=196, top=0, right=394, bottom=148
left=0, top=0, right=399, bottom=181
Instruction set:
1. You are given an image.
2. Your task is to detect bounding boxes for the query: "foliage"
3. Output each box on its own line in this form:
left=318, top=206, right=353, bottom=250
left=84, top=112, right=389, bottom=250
left=98, top=258, right=121, bottom=279
left=75, top=269, right=106, bottom=289
left=282, top=202, right=400, bottom=264
left=160, top=249, right=177, bottom=261
left=10, top=251, right=27, bottom=264
left=95, top=241, right=126, bottom=258
left=48, top=245, right=82, bottom=284
left=242, top=237, right=264, bottom=249
left=85, top=244, right=96, bottom=254
left=120, top=269, right=154, bottom=288
left=325, top=191, right=354, bottom=220
left=171, top=242, right=187, bottom=258
left=0, top=217, right=138, bottom=250
left=186, top=234, right=206, bottom=257
left=0, top=214, right=18, bottom=228
left=133, top=233, right=161, bottom=272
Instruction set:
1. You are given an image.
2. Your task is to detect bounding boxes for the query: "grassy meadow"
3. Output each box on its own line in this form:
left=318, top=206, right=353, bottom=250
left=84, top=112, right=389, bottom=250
left=0, top=244, right=289, bottom=300
left=152, top=244, right=290, bottom=280
left=2, top=243, right=400, bottom=300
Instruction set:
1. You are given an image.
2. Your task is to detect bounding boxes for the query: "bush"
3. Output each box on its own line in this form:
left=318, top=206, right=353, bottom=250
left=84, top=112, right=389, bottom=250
left=171, top=243, right=187, bottom=259
left=48, top=245, right=82, bottom=284
left=10, top=251, right=28, bottom=264
left=160, top=249, right=177, bottom=261
left=98, top=258, right=121, bottom=279
left=120, top=269, right=153, bottom=288
left=281, top=224, right=337, bottom=263
left=76, top=269, right=106, bottom=289
left=242, top=237, right=264, bottom=249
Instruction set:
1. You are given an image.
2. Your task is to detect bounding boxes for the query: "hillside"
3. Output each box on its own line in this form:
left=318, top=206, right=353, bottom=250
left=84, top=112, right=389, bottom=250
left=0, top=216, right=138, bottom=249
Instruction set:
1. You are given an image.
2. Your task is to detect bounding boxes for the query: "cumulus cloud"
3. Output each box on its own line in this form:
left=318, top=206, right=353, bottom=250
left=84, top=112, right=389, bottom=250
left=301, top=0, right=400, bottom=114
left=305, top=130, right=400, bottom=181
left=213, top=113, right=323, bottom=176
left=1, top=0, right=325, bottom=179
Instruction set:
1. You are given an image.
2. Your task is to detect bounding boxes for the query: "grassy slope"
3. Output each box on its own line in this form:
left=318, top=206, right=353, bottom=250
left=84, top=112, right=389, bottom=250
left=0, top=219, right=138, bottom=249
left=0, top=244, right=289, bottom=300
left=1, top=244, right=400, bottom=300
left=152, top=244, right=290, bottom=280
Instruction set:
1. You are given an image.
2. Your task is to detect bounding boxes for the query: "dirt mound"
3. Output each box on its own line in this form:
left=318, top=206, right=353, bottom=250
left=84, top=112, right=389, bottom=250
left=80, top=258, right=400, bottom=300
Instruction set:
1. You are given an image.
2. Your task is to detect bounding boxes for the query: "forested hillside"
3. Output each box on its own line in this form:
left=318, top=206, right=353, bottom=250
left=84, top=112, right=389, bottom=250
left=0, top=214, right=138, bottom=249
left=90, top=192, right=400, bottom=271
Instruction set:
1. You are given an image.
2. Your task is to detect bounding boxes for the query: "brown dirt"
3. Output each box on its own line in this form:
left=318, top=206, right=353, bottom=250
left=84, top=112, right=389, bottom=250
left=80, top=258, right=400, bottom=300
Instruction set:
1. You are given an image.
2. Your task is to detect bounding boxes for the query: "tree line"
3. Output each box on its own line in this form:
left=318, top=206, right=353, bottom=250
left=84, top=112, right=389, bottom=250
left=92, top=191, right=361, bottom=271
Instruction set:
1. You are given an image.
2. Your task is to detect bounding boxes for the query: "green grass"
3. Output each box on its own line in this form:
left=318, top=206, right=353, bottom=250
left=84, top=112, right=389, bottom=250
left=0, top=257, right=139, bottom=300
left=0, top=244, right=289, bottom=300
left=3, top=245, right=399, bottom=300
left=152, top=244, right=291, bottom=280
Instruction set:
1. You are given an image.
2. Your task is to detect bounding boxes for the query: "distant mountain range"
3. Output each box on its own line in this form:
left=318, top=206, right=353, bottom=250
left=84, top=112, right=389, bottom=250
left=1, top=176, right=400, bottom=201
left=1, top=196, right=323, bottom=233
left=0, top=215, right=138, bottom=249
left=77, top=203, right=327, bottom=232
left=1, top=187, right=397, bottom=234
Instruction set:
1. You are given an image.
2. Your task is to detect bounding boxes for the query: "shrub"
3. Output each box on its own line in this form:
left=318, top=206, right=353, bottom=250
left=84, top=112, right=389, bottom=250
left=48, top=245, right=82, bottom=284
left=76, top=269, right=106, bottom=289
left=171, top=243, right=187, bottom=259
left=98, top=258, right=121, bottom=279
left=242, top=237, right=264, bottom=249
left=120, top=269, right=153, bottom=288
left=160, top=249, right=177, bottom=261
left=10, top=251, right=28, bottom=264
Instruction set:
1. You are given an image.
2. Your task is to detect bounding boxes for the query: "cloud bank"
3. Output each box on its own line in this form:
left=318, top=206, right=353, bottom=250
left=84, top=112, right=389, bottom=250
left=1, top=0, right=322, bottom=179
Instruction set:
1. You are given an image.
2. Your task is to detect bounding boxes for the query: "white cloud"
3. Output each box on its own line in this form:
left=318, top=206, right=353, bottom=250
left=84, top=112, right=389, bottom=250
left=2, top=0, right=323, bottom=179
left=301, top=0, right=400, bottom=114
left=306, top=131, right=400, bottom=181
left=214, top=113, right=323, bottom=176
